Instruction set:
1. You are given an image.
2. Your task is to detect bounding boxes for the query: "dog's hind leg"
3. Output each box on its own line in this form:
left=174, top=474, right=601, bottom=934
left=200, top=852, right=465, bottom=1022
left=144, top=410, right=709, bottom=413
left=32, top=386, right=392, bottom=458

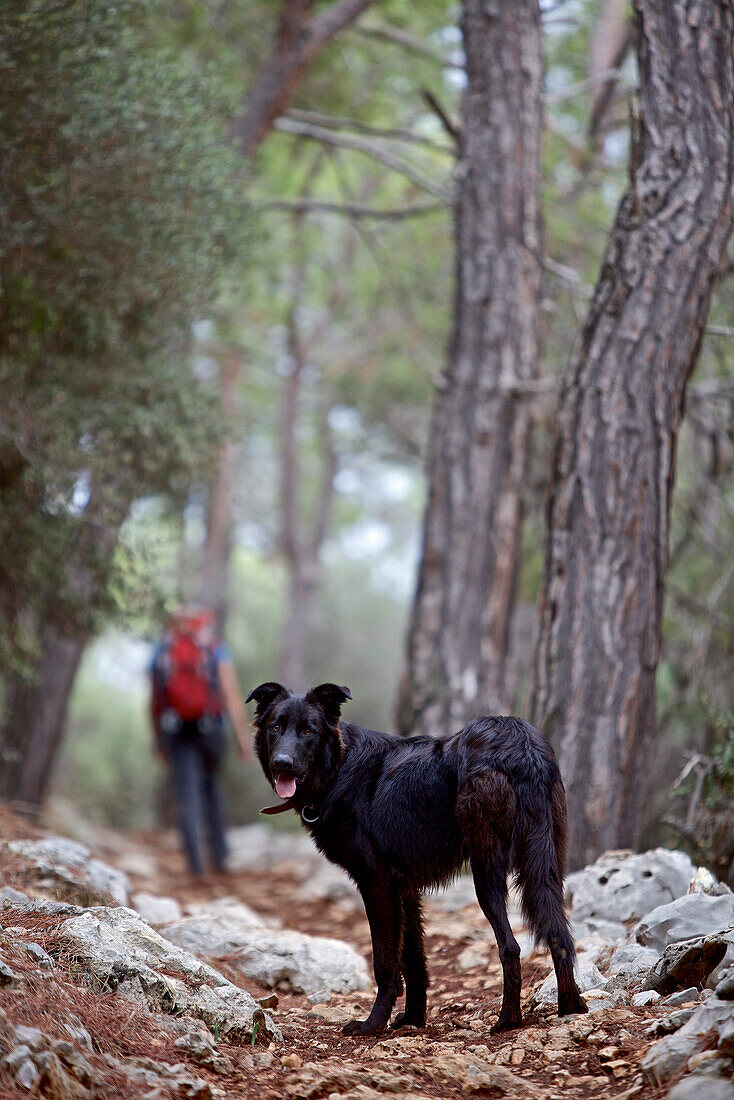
left=343, top=876, right=404, bottom=1037
left=515, top=778, right=587, bottom=1017
left=392, top=889, right=427, bottom=1029
left=458, top=772, right=523, bottom=1033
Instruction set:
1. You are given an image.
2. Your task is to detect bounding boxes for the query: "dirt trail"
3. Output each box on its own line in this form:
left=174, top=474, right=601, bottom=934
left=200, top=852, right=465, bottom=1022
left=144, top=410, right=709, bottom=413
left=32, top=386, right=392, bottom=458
left=134, top=829, right=671, bottom=1100
left=0, top=810, right=696, bottom=1099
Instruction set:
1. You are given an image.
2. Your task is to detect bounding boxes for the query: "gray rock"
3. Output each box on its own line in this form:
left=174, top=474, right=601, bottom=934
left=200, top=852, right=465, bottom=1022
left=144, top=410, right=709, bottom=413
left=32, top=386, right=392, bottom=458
left=646, top=1006, right=698, bottom=1037
left=718, top=1015, right=734, bottom=1057
left=133, top=892, right=183, bottom=925
left=635, top=893, right=734, bottom=953
left=716, top=965, right=734, bottom=1000
left=307, top=990, right=332, bottom=1005
left=3, top=1046, right=41, bottom=1091
left=85, top=858, right=130, bottom=906
left=185, top=897, right=271, bottom=928
left=61, top=906, right=280, bottom=1043
left=607, top=942, right=661, bottom=988
left=173, top=1030, right=232, bottom=1075
left=688, top=866, right=732, bottom=897
left=102, top=1051, right=213, bottom=1097
left=566, top=848, right=695, bottom=924
left=0, top=886, right=30, bottom=907
left=226, top=824, right=317, bottom=874
left=584, top=987, right=629, bottom=1012
left=161, top=912, right=370, bottom=995
left=668, top=1078, right=734, bottom=1100
left=644, top=933, right=730, bottom=994
left=9, top=835, right=90, bottom=867
left=0, top=957, right=15, bottom=985
left=296, top=863, right=362, bottom=907
left=632, top=989, right=661, bottom=1007
left=60, top=1014, right=93, bottom=1050
left=572, top=916, right=628, bottom=950
left=530, top=957, right=605, bottom=1006
left=20, top=941, right=55, bottom=969
left=10, top=898, right=84, bottom=918
left=641, top=996, right=734, bottom=1083
left=688, top=1049, right=734, bottom=1076
left=8, top=836, right=130, bottom=906
left=661, top=987, right=699, bottom=1007
left=708, top=944, right=734, bottom=990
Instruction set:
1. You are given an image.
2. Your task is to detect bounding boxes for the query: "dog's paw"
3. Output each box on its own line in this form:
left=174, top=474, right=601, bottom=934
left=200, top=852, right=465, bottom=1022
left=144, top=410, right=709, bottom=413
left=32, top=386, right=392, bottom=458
left=490, top=1011, right=522, bottom=1034
left=558, top=992, right=588, bottom=1017
left=342, top=1018, right=386, bottom=1037
left=391, top=1011, right=426, bottom=1030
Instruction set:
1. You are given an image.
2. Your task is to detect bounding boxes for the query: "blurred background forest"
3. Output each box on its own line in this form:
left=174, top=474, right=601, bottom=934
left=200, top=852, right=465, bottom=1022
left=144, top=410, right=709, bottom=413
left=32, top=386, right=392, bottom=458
left=1, top=0, right=732, bottom=877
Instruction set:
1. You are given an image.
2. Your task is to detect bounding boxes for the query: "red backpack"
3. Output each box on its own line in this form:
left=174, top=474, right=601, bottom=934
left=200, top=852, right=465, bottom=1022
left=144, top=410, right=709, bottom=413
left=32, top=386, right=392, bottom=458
left=153, top=629, right=222, bottom=722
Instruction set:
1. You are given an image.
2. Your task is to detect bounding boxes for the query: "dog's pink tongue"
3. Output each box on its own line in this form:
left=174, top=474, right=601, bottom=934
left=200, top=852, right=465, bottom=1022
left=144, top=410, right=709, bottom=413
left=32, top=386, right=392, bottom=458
left=275, top=776, right=296, bottom=799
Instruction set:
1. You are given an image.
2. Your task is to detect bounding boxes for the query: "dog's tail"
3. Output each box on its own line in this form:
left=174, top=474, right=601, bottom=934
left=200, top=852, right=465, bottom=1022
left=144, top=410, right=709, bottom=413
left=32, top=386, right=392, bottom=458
left=512, top=770, right=575, bottom=964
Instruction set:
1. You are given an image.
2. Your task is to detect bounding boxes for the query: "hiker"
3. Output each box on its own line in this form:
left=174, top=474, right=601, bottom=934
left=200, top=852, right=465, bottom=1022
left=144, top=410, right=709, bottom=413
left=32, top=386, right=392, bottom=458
left=150, top=606, right=252, bottom=877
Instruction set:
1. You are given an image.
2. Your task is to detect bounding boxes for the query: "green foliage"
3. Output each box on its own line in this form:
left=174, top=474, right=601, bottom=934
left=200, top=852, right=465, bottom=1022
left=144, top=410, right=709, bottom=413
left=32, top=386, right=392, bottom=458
left=0, top=0, right=246, bottom=666
left=55, top=660, right=161, bottom=830
left=664, top=700, right=734, bottom=884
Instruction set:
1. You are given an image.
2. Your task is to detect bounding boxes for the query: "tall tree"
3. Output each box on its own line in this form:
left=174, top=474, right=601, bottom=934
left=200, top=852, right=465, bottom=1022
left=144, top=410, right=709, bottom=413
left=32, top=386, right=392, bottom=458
left=230, top=0, right=376, bottom=157
left=532, top=0, right=734, bottom=868
left=199, top=349, right=243, bottom=633
left=198, top=0, right=378, bottom=631
left=398, top=0, right=542, bottom=737
left=0, top=0, right=240, bottom=808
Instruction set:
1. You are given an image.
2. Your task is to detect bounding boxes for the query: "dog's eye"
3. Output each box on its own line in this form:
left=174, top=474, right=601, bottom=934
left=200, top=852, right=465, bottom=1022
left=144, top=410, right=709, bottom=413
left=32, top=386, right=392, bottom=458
left=271, top=724, right=280, bottom=733
left=303, top=728, right=312, bottom=737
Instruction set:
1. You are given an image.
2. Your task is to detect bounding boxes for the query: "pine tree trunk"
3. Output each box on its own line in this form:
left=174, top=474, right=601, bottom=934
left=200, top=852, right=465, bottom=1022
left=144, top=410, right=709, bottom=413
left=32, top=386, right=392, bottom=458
left=399, top=0, right=542, bottom=737
left=0, top=485, right=132, bottom=809
left=0, top=625, right=86, bottom=811
left=278, top=274, right=337, bottom=689
left=532, top=0, right=734, bottom=868
left=199, top=353, right=241, bottom=633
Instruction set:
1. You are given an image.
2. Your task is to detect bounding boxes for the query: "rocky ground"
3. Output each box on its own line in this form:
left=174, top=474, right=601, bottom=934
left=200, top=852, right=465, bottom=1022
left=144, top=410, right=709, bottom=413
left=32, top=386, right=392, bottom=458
left=0, top=803, right=733, bottom=1100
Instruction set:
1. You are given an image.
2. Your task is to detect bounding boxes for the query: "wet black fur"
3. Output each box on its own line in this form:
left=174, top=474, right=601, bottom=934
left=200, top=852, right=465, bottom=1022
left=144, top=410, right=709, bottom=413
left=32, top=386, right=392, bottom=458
left=246, top=681, right=588, bottom=1037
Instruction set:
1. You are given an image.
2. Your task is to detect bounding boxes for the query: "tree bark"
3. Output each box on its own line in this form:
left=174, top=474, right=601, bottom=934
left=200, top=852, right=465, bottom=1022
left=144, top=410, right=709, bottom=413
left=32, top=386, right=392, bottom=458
left=278, top=264, right=337, bottom=689
left=230, top=0, right=376, bottom=158
left=199, top=1, right=373, bottom=633
left=0, top=625, right=86, bottom=811
left=588, top=0, right=633, bottom=140
left=399, top=0, right=542, bottom=737
left=199, top=352, right=242, bottom=633
left=0, top=484, right=133, bottom=809
left=532, top=0, right=734, bottom=868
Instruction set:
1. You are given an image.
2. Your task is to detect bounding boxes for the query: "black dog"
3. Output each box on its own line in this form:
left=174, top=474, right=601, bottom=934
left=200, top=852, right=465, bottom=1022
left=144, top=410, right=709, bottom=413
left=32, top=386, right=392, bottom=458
left=246, top=681, right=587, bottom=1036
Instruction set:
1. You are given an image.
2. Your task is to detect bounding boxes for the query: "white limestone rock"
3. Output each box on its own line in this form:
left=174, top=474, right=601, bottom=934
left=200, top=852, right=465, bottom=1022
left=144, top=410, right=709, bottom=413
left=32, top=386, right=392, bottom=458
left=530, top=956, right=605, bottom=1006
left=161, top=912, right=370, bottom=995
left=606, top=942, right=661, bottom=988
left=60, top=906, right=280, bottom=1043
left=132, top=893, right=183, bottom=925
left=8, top=836, right=130, bottom=906
left=566, top=848, right=695, bottom=925
left=635, top=893, right=734, bottom=953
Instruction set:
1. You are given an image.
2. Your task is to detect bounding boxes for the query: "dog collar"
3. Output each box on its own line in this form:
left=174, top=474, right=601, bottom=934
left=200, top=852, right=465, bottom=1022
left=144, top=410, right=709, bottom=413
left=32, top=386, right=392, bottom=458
left=260, top=797, right=296, bottom=815
left=259, top=798, right=320, bottom=823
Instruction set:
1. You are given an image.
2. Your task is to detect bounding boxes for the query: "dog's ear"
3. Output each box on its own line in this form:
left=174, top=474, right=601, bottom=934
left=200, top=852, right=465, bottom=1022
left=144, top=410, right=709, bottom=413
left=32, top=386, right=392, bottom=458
left=305, top=683, right=352, bottom=727
left=245, top=682, right=289, bottom=723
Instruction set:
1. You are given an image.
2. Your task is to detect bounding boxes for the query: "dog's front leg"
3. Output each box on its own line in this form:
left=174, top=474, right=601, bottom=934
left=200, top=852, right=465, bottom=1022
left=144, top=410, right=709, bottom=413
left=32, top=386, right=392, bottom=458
left=392, top=889, right=427, bottom=1029
left=343, top=878, right=403, bottom=1037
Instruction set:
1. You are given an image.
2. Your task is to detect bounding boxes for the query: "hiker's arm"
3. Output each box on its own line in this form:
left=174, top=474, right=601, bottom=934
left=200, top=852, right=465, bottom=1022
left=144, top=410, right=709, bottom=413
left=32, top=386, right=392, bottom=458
left=218, top=659, right=254, bottom=760
left=149, top=669, right=168, bottom=760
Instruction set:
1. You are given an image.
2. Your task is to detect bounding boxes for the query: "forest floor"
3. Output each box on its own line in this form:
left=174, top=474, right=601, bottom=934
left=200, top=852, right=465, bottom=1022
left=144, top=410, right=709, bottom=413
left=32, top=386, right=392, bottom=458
left=0, top=803, right=692, bottom=1099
